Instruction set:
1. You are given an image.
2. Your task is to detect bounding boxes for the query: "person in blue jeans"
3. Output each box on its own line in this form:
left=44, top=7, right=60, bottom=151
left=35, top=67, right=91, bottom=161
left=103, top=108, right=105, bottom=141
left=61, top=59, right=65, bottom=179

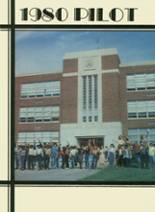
left=20, top=146, right=27, bottom=170
left=91, top=146, right=100, bottom=169
left=69, top=146, right=77, bottom=169
left=51, top=143, right=59, bottom=168
left=108, top=144, right=115, bottom=167
left=88, top=153, right=93, bottom=169
left=36, top=145, right=44, bottom=170
left=84, top=146, right=89, bottom=169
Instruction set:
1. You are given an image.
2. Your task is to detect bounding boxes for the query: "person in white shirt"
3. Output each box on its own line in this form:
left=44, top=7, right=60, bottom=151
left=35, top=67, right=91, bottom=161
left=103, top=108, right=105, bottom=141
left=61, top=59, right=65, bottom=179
left=36, top=145, right=44, bottom=170
left=69, top=146, right=78, bottom=168
left=108, top=144, right=115, bottom=167
left=149, top=143, right=155, bottom=168
left=28, top=145, right=35, bottom=170
left=153, top=144, right=155, bottom=164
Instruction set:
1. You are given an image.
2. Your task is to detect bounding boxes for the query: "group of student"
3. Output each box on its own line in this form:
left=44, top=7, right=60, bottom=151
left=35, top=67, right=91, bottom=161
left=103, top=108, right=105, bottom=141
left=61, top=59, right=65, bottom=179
left=15, top=143, right=103, bottom=170
left=115, top=135, right=155, bottom=169
left=15, top=135, right=155, bottom=171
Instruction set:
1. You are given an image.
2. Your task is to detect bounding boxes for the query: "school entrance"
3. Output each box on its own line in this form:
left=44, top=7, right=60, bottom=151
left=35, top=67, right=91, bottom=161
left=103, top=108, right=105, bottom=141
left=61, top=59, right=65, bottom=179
left=76, top=136, right=104, bottom=147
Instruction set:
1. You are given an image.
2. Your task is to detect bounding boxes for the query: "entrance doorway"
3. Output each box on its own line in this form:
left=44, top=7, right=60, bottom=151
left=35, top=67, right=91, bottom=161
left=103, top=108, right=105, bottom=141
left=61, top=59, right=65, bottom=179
left=77, top=136, right=104, bottom=147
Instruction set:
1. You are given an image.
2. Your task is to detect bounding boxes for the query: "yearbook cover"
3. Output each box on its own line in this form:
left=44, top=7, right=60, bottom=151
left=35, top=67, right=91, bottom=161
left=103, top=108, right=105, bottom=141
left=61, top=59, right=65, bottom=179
left=0, top=0, right=155, bottom=212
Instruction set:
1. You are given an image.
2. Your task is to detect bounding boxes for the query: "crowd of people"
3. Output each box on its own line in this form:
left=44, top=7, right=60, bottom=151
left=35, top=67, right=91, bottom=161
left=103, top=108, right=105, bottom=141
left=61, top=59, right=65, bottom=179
left=115, top=135, right=155, bottom=169
left=15, top=135, right=155, bottom=171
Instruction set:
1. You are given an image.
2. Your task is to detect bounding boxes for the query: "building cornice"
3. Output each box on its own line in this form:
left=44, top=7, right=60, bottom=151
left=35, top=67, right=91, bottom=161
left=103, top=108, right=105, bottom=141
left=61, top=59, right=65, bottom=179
left=16, top=71, right=62, bottom=77
left=120, top=61, right=155, bottom=67
left=102, top=69, right=120, bottom=74
left=62, top=72, right=78, bottom=77
left=64, top=48, right=118, bottom=59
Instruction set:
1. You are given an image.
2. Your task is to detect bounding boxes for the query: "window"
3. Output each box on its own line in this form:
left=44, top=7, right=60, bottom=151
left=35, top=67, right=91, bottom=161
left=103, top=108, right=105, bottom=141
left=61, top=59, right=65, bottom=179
left=138, top=112, right=147, bottom=118
left=127, top=102, right=137, bottom=118
left=146, top=73, right=155, bottom=89
left=19, top=106, right=60, bottom=123
left=94, top=116, right=98, bottom=122
left=127, top=75, right=136, bottom=91
left=128, top=101, right=155, bottom=119
left=135, top=74, right=146, bottom=90
left=88, top=76, right=92, bottom=109
left=20, top=81, right=60, bottom=99
left=127, top=73, right=155, bottom=91
left=128, top=128, right=155, bottom=143
left=82, top=75, right=98, bottom=122
left=82, top=116, right=87, bottom=122
left=128, top=112, right=137, bottom=118
left=148, top=112, right=155, bottom=117
left=18, top=131, right=59, bottom=143
left=94, top=75, right=98, bottom=109
left=82, top=76, right=87, bottom=109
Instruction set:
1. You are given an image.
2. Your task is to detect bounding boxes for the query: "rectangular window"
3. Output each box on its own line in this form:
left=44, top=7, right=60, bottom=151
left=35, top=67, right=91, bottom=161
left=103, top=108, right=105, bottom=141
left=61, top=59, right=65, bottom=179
left=19, top=106, right=60, bottom=123
left=20, top=81, right=60, bottom=99
left=128, top=112, right=137, bottom=118
left=135, top=74, right=146, bottom=90
left=138, top=112, right=147, bottom=118
left=146, top=73, right=155, bottom=89
left=148, top=112, right=155, bottom=117
left=88, top=76, right=92, bottom=109
left=94, top=116, right=98, bottom=122
left=18, top=131, right=59, bottom=143
left=128, top=128, right=155, bottom=143
left=82, top=116, right=87, bottom=122
left=82, top=76, right=87, bottom=109
left=127, top=75, right=136, bottom=90
left=82, top=75, right=98, bottom=122
left=94, top=75, right=98, bottom=109
left=127, top=73, right=155, bottom=91
left=128, top=100, right=155, bottom=119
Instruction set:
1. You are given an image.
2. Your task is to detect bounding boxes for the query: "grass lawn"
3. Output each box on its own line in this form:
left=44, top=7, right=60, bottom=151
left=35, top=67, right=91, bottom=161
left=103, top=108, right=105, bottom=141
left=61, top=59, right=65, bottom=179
left=81, top=166, right=155, bottom=182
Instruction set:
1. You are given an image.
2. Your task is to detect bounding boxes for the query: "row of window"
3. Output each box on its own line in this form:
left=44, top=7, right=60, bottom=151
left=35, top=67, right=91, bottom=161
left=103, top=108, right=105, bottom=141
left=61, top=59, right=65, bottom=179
left=19, top=106, right=59, bottom=123
left=127, top=73, right=155, bottom=91
left=128, top=128, right=155, bottom=143
left=21, top=81, right=60, bottom=99
left=82, top=75, right=98, bottom=110
left=82, top=116, right=98, bottom=122
left=19, top=72, right=155, bottom=101
left=17, top=128, right=155, bottom=144
left=128, top=101, right=155, bottom=119
left=18, top=101, right=155, bottom=124
left=82, top=75, right=98, bottom=123
left=18, top=131, right=59, bottom=143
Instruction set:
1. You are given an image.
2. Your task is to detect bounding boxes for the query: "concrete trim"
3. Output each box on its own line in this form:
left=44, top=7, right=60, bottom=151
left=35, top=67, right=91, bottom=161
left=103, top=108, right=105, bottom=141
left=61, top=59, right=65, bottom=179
left=102, top=69, right=120, bottom=74
left=62, top=72, right=78, bottom=77
left=64, top=48, right=118, bottom=59
left=16, top=71, right=62, bottom=77
left=120, top=61, right=155, bottom=67
left=60, top=122, right=123, bottom=146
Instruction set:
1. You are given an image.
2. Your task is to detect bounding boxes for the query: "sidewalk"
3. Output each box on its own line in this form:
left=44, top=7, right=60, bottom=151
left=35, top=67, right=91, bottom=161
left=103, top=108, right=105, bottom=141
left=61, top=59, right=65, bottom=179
left=15, top=168, right=99, bottom=181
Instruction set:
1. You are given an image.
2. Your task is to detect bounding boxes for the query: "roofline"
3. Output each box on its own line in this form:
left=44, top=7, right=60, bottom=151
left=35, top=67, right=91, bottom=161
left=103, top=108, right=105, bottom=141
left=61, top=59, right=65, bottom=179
left=64, top=48, right=118, bottom=59
left=16, top=70, right=62, bottom=77
left=120, top=60, right=155, bottom=67
left=15, top=60, right=155, bottom=78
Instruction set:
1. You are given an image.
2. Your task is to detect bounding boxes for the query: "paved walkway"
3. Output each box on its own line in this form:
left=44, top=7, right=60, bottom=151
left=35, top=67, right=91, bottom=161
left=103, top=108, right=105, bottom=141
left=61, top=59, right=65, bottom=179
left=15, top=168, right=99, bottom=181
